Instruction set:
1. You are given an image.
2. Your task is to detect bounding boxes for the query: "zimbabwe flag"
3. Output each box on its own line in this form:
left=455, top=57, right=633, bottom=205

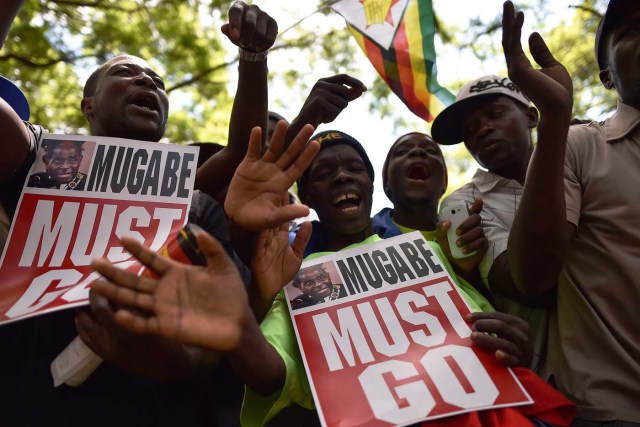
left=331, top=0, right=454, bottom=122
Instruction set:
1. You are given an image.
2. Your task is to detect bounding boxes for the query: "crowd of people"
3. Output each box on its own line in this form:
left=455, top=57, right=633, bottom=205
left=0, top=0, right=638, bottom=426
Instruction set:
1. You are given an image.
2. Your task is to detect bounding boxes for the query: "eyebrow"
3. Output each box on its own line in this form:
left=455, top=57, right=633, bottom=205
left=110, top=63, right=163, bottom=81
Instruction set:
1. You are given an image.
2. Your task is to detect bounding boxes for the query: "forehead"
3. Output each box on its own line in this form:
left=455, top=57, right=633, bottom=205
left=462, top=96, right=521, bottom=120
left=392, top=133, right=438, bottom=152
left=50, top=141, right=80, bottom=154
left=103, top=56, right=159, bottom=76
left=312, top=144, right=363, bottom=167
left=297, top=267, right=326, bottom=280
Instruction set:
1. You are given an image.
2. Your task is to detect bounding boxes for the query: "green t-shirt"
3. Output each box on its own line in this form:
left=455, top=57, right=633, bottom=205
left=240, top=234, right=493, bottom=427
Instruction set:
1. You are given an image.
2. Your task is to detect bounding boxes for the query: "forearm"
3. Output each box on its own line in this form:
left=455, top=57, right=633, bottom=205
left=226, top=310, right=286, bottom=396
left=0, top=98, right=30, bottom=183
left=285, top=115, right=318, bottom=149
left=0, top=0, right=25, bottom=49
left=508, top=116, right=571, bottom=297
left=248, top=285, right=275, bottom=323
left=488, top=252, right=555, bottom=308
left=195, top=58, right=268, bottom=199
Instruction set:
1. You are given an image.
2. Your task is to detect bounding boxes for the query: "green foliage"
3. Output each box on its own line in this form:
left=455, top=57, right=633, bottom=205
left=0, top=0, right=620, bottom=149
left=1, top=0, right=234, bottom=142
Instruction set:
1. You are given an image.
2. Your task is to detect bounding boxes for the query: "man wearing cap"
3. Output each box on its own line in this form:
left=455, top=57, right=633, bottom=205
left=431, top=75, right=551, bottom=376
left=0, top=1, right=278, bottom=425
left=502, top=0, right=640, bottom=424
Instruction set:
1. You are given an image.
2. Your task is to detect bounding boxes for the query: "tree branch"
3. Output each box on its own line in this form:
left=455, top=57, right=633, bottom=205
left=0, top=52, right=96, bottom=67
left=49, top=0, right=147, bottom=13
left=166, top=40, right=314, bottom=93
left=568, top=5, right=602, bottom=19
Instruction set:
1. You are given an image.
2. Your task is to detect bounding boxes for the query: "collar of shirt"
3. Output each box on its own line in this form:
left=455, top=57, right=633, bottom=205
left=470, top=168, right=523, bottom=193
left=603, top=101, right=640, bottom=142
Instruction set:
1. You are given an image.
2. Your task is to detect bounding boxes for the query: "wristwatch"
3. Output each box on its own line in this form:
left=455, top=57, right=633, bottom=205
left=238, top=47, right=268, bottom=62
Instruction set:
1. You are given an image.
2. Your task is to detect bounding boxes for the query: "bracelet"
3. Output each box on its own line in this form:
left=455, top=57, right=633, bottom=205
left=238, top=47, right=268, bottom=62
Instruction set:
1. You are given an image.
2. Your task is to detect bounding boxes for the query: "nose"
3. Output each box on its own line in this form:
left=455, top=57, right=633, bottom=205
left=134, top=72, right=157, bottom=89
left=409, top=146, right=427, bottom=158
left=475, top=120, right=494, bottom=139
left=332, top=169, right=354, bottom=184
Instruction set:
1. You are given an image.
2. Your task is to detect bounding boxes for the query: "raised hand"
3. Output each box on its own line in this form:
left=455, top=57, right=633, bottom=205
left=466, top=311, right=533, bottom=367
left=437, top=197, right=488, bottom=274
left=89, top=230, right=248, bottom=351
left=224, top=121, right=320, bottom=232
left=251, top=218, right=311, bottom=303
left=75, top=291, right=201, bottom=380
left=221, top=1, right=277, bottom=53
left=502, top=0, right=573, bottom=115
left=293, top=74, right=367, bottom=128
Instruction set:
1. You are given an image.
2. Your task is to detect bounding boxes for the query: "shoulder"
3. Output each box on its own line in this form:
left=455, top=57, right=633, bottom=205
left=567, top=121, right=605, bottom=148
left=189, top=191, right=226, bottom=230
left=372, top=207, right=399, bottom=238
left=441, top=182, right=476, bottom=207
left=28, top=172, right=57, bottom=188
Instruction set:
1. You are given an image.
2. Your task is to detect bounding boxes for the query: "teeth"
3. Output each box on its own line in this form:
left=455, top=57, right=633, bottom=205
left=340, top=206, right=358, bottom=213
left=332, top=193, right=358, bottom=204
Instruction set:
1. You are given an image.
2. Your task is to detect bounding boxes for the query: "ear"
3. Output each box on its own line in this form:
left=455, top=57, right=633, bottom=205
left=526, top=106, right=539, bottom=129
left=42, top=155, right=49, bottom=165
left=599, top=68, right=615, bottom=90
left=81, top=98, right=94, bottom=121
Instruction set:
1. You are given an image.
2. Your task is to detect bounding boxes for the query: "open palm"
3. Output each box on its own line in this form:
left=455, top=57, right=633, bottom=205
left=225, top=122, right=320, bottom=232
left=91, top=231, right=248, bottom=351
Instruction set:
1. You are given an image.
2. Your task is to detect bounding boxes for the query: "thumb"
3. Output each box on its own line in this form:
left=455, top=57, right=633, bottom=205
left=196, top=230, right=234, bottom=272
left=469, top=197, right=483, bottom=215
left=528, top=32, right=558, bottom=69
left=435, top=220, right=451, bottom=242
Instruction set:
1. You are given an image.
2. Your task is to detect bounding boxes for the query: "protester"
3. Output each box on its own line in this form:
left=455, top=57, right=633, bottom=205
left=504, top=0, right=640, bottom=423
left=372, top=132, right=489, bottom=293
left=431, top=75, right=552, bottom=375
left=0, top=1, right=276, bottom=425
left=92, top=122, right=574, bottom=426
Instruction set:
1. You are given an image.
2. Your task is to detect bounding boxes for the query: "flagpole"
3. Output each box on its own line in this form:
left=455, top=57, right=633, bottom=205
left=277, top=0, right=342, bottom=38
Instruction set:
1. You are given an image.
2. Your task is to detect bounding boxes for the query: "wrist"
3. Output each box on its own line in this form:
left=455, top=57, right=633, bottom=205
left=238, top=47, right=268, bottom=62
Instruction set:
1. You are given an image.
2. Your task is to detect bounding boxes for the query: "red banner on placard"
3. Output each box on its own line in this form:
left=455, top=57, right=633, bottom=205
left=285, top=233, right=532, bottom=426
left=0, top=134, right=197, bottom=325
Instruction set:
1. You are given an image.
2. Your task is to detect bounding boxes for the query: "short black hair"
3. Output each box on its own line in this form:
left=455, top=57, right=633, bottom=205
left=41, top=139, right=84, bottom=158
left=292, top=264, right=329, bottom=288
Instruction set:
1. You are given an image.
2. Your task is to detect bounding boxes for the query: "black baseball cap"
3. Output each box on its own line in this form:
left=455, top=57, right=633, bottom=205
left=298, top=130, right=374, bottom=188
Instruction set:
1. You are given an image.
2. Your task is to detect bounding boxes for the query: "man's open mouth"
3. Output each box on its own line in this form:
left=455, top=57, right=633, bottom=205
left=406, top=164, right=430, bottom=181
left=128, top=92, right=161, bottom=113
left=332, top=193, right=361, bottom=213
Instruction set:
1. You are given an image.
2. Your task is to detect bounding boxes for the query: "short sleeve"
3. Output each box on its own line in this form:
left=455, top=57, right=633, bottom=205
left=564, top=130, right=583, bottom=227
left=0, top=121, right=44, bottom=218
